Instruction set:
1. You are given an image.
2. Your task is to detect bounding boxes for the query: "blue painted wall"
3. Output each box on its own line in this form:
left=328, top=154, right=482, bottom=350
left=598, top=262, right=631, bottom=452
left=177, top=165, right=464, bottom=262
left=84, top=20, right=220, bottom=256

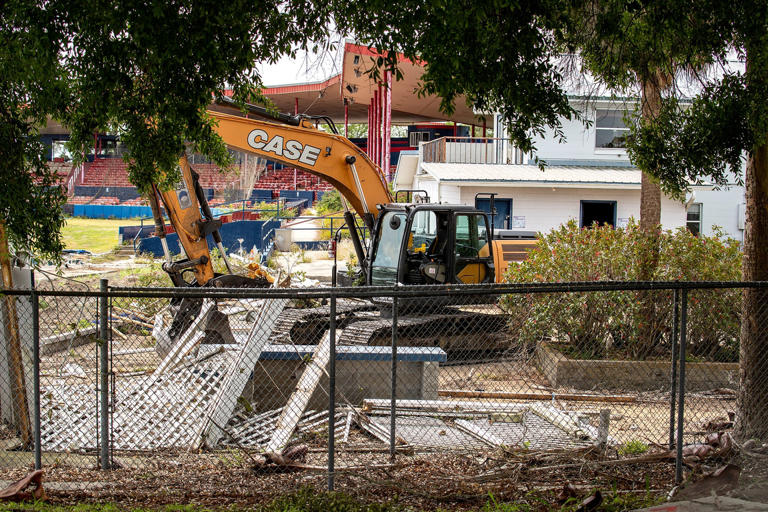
left=279, top=190, right=315, bottom=204
left=74, top=186, right=140, bottom=201
left=251, top=189, right=276, bottom=201
left=135, top=218, right=280, bottom=257
left=73, top=204, right=228, bottom=219
left=73, top=204, right=154, bottom=219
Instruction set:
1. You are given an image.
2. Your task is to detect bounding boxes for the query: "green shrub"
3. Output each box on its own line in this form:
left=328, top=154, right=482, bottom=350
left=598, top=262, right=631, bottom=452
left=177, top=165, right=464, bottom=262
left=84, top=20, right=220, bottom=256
left=315, top=189, right=342, bottom=215
left=500, top=220, right=742, bottom=361
left=618, top=440, right=649, bottom=456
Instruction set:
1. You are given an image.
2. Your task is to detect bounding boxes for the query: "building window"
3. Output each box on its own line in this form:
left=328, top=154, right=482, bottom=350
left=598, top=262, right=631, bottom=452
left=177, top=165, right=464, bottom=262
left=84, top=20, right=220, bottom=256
left=409, top=131, right=430, bottom=147
left=51, top=140, right=72, bottom=161
left=687, top=203, right=702, bottom=236
left=595, top=109, right=630, bottom=149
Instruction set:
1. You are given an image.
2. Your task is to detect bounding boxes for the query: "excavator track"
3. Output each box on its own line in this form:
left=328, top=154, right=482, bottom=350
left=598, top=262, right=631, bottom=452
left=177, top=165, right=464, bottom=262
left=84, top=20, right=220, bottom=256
left=338, top=307, right=510, bottom=355
left=268, top=299, right=376, bottom=345
left=267, top=300, right=509, bottom=357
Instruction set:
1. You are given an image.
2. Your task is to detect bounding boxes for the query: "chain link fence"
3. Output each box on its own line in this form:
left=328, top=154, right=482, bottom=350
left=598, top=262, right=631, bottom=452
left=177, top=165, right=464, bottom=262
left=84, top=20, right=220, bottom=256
left=0, top=279, right=763, bottom=503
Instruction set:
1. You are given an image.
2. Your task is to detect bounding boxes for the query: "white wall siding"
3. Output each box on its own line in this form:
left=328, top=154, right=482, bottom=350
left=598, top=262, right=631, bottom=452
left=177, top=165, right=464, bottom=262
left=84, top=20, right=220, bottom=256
left=691, top=186, right=745, bottom=241
left=412, top=176, right=439, bottom=204
left=531, top=115, right=631, bottom=164
left=451, top=185, right=685, bottom=233
left=438, top=184, right=462, bottom=204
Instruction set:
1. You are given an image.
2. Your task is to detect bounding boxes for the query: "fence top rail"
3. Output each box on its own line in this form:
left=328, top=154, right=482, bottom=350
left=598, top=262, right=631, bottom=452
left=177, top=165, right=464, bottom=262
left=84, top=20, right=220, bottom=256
left=4, top=280, right=767, bottom=299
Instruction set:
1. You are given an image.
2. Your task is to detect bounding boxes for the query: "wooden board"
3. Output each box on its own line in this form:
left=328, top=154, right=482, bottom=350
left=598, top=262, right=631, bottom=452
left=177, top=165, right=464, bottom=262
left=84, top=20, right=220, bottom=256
left=266, top=330, right=331, bottom=454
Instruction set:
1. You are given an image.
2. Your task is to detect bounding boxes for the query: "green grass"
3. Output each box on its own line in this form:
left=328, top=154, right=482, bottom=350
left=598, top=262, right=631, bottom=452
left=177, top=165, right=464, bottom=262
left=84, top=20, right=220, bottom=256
left=61, top=217, right=136, bottom=253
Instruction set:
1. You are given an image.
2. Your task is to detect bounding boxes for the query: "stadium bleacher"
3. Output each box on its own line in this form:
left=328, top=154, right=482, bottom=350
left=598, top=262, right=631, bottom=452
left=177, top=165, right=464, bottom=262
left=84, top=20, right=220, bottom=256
left=63, top=158, right=331, bottom=208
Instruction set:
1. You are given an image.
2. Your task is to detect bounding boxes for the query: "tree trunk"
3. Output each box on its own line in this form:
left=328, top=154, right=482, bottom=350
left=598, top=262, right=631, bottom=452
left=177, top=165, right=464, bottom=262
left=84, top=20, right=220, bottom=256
left=639, top=75, right=664, bottom=230
left=736, top=143, right=768, bottom=441
left=0, top=223, right=31, bottom=445
left=635, top=76, right=664, bottom=358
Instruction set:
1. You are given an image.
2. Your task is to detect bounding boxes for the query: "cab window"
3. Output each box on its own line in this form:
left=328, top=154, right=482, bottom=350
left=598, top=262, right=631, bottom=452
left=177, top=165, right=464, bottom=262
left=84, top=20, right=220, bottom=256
left=455, top=214, right=490, bottom=258
left=370, top=211, right=407, bottom=285
left=407, top=210, right=437, bottom=254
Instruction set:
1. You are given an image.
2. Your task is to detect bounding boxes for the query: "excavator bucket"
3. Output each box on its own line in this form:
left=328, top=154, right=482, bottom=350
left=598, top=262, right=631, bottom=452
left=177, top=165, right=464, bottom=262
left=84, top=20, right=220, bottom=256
left=167, top=273, right=273, bottom=351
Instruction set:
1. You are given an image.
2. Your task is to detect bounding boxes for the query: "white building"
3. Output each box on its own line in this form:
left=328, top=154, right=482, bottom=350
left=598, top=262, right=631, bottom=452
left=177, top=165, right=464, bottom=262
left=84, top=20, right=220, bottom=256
left=395, top=96, right=745, bottom=241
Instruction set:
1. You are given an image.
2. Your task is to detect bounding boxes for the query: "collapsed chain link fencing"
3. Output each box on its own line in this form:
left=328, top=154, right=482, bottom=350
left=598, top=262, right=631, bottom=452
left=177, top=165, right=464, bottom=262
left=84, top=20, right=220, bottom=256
left=0, top=278, right=763, bottom=500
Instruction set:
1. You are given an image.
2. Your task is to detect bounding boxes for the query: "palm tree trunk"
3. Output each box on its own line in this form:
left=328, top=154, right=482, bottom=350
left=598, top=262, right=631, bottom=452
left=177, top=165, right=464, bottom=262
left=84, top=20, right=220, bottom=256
left=635, top=75, right=665, bottom=358
left=736, top=50, right=768, bottom=440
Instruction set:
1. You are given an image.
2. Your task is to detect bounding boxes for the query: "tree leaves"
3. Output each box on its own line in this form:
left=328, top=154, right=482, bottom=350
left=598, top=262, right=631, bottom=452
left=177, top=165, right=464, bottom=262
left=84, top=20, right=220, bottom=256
left=626, top=74, right=750, bottom=198
left=2, top=0, right=336, bottom=260
left=333, top=0, right=580, bottom=155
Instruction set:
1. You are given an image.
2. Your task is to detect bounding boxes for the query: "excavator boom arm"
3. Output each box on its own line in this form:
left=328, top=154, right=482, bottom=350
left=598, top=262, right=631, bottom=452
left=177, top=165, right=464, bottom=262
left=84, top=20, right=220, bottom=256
left=149, top=107, right=393, bottom=287
left=208, top=110, right=392, bottom=228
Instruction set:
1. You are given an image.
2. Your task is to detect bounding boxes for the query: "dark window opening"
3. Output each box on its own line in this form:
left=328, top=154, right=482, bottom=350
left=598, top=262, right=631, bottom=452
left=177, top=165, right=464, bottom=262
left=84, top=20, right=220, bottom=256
left=687, top=203, right=702, bottom=236
left=581, top=201, right=616, bottom=228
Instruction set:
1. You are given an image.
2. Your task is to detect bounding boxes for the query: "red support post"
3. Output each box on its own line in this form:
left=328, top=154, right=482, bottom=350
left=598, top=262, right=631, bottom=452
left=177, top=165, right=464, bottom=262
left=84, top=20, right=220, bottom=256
left=471, top=124, right=476, bottom=138
left=373, top=87, right=380, bottom=168
left=344, top=99, right=349, bottom=138
left=482, top=119, right=487, bottom=138
left=294, top=97, right=299, bottom=116
left=384, top=71, right=392, bottom=181
left=368, top=99, right=373, bottom=157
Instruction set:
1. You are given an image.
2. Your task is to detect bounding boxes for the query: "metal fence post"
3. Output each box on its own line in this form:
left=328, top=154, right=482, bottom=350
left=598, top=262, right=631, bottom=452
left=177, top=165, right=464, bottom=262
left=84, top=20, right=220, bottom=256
left=30, top=270, right=41, bottom=470
left=669, top=288, right=679, bottom=450
left=99, top=279, right=110, bottom=470
left=675, top=288, right=688, bottom=485
left=327, top=291, right=336, bottom=491
left=390, top=294, right=398, bottom=460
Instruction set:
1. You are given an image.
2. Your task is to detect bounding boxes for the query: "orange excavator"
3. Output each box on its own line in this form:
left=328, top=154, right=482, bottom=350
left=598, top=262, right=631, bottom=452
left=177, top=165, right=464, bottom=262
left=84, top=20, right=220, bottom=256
left=147, top=99, right=535, bottom=346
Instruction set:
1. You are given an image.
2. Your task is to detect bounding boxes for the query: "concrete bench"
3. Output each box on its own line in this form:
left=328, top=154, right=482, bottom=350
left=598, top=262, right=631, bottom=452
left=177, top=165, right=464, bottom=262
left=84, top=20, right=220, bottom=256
left=243, top=344, right=447, bottom=413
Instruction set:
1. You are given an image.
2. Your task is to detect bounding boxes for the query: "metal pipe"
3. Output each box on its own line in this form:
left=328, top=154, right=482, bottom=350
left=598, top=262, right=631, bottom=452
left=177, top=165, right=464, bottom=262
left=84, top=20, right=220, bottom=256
left=11, top=280, right=768, bottom=301
left=148, top=188, right=172, bottom=265
left=217, top=96, right=301, bottom=126
left=346, top=156, right=370, bottom=217
left=669, top=289, right=679, bottom=450
left=31, top=270, right=40, bottom=470
left=675, top=289, right=688, bottom=484
left=328, top=227, right=343, bottom=491
left=99, top=279, right=110, bottom=470
left=390, top=294, right=398, bottom=460
left=216, top=241, right=234, bottom=274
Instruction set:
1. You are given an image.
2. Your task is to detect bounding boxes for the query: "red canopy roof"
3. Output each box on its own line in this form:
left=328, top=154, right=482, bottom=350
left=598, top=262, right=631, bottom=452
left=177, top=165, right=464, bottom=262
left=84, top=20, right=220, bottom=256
left=258, top=42, right=484, bottom=126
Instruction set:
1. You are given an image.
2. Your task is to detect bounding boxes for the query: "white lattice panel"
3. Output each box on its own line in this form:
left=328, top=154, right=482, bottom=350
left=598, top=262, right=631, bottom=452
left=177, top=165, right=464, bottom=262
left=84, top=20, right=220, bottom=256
left=39, top=299, right=286, bottom=452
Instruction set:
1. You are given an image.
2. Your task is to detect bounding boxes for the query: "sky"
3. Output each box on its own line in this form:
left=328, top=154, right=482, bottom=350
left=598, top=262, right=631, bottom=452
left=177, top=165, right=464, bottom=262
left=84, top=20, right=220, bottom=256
left=257, top=44, right=345, bottom=87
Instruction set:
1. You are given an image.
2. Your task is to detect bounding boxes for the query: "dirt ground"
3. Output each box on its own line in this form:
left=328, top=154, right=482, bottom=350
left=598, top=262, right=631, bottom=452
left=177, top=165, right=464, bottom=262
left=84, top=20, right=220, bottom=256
left=0, top=447, right=679, bottom=510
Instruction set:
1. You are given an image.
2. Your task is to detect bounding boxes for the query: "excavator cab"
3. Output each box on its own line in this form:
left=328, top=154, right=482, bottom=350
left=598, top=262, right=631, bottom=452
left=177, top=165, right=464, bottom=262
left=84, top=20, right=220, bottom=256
left=368, top=204, right=495, bottom=286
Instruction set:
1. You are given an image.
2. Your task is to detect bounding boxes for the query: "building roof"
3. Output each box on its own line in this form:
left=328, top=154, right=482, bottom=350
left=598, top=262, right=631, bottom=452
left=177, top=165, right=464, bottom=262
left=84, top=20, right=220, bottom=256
left=255, top=42, right=484, bottom=126
left=418, top=163, right=643, bottom=188
left=393, top=153, right=419, bottom=188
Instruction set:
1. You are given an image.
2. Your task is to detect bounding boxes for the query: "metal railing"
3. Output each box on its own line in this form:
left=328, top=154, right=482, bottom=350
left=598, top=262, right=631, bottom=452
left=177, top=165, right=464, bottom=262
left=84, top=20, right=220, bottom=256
left=421, top=136, right=525, bottom=165
left=0, top=279, right=763, bottom=504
